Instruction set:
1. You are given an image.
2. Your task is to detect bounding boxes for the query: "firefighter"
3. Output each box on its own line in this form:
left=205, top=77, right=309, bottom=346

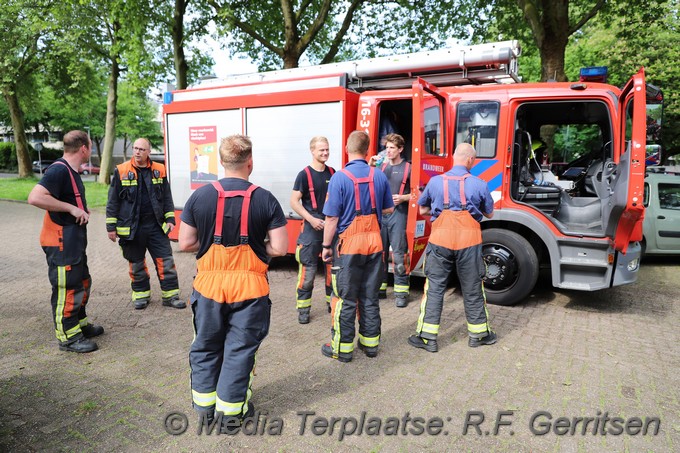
left=106, top=138, right=182, bottom=310
left=370, top=133, right=411, bottom=307
left=290, top=136, right=335, bottom=324
left=409, top=143, right=496, bottom=352
left=28, top=130, right=104, bottom=353
left=179, top=134, right=288, bottom=432
left=321, top=131, right=394, bottom=362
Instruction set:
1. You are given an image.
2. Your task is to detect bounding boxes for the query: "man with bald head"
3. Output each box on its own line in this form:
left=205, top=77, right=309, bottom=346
left=409, top=143, right=496, bottom=352
left=106, top=137, right=182, bottom=310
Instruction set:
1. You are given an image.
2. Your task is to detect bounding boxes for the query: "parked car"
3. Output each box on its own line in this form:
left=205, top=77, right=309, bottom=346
left=32, top=160, right=55, bottom=173
left=642, top=168, right=680, bottom=255
left=79, top=163, right=100, bottom=175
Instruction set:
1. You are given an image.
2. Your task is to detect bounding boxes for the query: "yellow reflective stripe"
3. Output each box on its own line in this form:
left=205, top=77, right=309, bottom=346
left=162, top=289, right=179, bottom=298
left=164, top=212, right=174, bottom=219
left=106, top=217, right=117, bottom=224
left=54, top=266, right=67, bottom=341
left=358, top=334, right=379, bottom=347
left=79, top=317, right=89, bottom=327
left=380, top=282, right=388, bottom=291
left=394, top=284, right=409, bottom=294
left=331, top=273, right=342, bottom=352
left=116, top=227, right=130, bottom=236
left=421, top=322, right=439, bottom=336
left=325, top=294, right=331, bottom=303
left=192, top=390, right=217, bottom=408
left=152, top=178, right=163, bottom=184
left=216, top=399, right=244, bottom=416
left=296, top=298, right=312, bottom=309
left=162, top=223, right=169, bottom=234
left=132, top=290, right=151, bottom=300
left=467, top=322, right=488, bottom=334
left=121, top=180, right=138, bottom=186
left=339, top=342, right=353, bottom=353
left=415, top=279, right=429, bottom=334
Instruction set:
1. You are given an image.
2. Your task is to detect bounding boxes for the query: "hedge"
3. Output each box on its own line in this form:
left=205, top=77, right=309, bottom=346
left=0, top=142, right=62, bottom=171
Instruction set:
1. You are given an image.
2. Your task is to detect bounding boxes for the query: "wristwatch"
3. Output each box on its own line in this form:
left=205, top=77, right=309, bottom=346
left=322, top=244, right=332, bottom=249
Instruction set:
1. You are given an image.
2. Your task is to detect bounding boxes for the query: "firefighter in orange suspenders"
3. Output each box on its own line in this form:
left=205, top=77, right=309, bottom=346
left=409, top=143, right=496, bottom=353
left=290, top=136, right=335, bottom=324
left=321, top=131, right=394, bottom=362
left=179, top=135, right=288, bottom=432
left=370, top=133, right=411, bottom=307
left=106, top=138, right=182, bottom=310
left=28, top=130, right=104, bottom=353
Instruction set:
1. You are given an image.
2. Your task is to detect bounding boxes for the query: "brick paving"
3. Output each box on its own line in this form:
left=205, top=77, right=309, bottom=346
left=0, top=200, right=678, bottom=452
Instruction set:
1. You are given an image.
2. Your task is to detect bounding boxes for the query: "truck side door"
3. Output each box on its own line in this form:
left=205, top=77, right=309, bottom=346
left=604, top=69, right=647, bottom=253
left=407, top=78, right=449, bottom=272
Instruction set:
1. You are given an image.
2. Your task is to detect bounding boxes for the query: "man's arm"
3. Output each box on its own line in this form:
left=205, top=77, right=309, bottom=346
left=266, top=225, right=288, bottom=257
left=178, top=221, right=199, bottom=252
left=106, top=169, right=121, bottom=240
left=290, top=190, right=323, bottom=230
left=321, top=216, right=339, bottom=262
left=419, top=205, right=431, bottom=216
left=162, top=171, right=176, bottom=232
left=28, top=184, right=89, bottom=225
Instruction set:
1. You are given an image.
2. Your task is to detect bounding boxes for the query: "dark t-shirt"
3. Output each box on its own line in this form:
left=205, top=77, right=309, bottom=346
left=292, top=166, right=334, bottom=219
left=382, top=160, right=411, bottom=215
left=38, top=158, right=88, bottom=226
left=181, top=178, right=287, bottom=261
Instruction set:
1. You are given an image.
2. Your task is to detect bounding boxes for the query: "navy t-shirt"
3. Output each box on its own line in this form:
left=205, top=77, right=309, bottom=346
left=181, top=178, right=287, bottom=261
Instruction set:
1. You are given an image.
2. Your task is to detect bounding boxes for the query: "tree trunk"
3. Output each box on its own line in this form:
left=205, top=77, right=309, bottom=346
left=122, top=135, right=129, bottom=160
left=3, top=87, right=32, bottom=178
left=98, top=59, right=120, bottom=185
left=172, top=0, right=188, bottom=89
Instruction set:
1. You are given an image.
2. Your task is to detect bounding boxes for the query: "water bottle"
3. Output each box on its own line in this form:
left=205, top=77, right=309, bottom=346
left=375, top=151, right=386, bottom=167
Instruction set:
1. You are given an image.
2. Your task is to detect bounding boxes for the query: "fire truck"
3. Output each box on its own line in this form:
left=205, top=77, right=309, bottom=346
left=162, top=40, right=647, bottom=306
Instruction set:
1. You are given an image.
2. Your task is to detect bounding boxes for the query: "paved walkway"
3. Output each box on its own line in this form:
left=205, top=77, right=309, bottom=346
left=0, top=200, right=678, bottom=452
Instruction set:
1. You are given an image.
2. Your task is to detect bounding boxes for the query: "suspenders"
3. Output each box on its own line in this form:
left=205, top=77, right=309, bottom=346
left=211, top=181, right=258, bottom=245
left=442, top=174, right=470, bottom=210
left=52, top=161, right=85, bottom=211
left=341, top=167, right=377, bottom=215
left=303, top=165, right=334, bottom=212
left=380, top=161, right=410, bottom=195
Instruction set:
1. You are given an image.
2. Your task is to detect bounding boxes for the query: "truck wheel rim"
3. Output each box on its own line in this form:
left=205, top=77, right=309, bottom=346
left=482, top=243, right=519, bottom=291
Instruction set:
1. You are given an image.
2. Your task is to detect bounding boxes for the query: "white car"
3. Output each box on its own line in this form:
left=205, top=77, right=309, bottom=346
left=642, top=168, right=680, bottom=255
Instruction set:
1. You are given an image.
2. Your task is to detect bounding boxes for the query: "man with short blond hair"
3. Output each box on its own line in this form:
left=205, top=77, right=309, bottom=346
left=180, top=134, right=288, bottom=433
left=291, top=136, right=335, bottom=324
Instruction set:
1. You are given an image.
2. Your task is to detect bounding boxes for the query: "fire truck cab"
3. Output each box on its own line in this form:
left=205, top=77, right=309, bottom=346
left=163, top=40, right=646, bottom=306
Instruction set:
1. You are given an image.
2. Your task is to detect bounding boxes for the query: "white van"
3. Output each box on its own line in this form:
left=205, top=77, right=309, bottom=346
left=643, top=168, right=680, bottom=255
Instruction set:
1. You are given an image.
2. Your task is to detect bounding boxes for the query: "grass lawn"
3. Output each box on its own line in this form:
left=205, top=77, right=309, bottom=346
left=0, top=177, right=110, bottom=207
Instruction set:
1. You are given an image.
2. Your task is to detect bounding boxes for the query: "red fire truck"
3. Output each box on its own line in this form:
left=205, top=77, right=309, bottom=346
left=163, top=40, right=646, bottom=306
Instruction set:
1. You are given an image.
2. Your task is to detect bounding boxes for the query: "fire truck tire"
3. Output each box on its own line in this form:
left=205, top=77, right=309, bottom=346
left=481, top=229, right=539, bottom=306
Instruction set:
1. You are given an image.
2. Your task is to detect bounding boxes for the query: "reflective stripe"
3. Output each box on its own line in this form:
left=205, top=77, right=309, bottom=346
left=296, top=298, right=312, bottom=309
left=394, top=284, right=409, bottom=294
left=380, top=282, right=388, bottom=291
left=325, top=294, right=331, bottom=303
left=106, top=217, right=117, bottom=224
left=79, top=318, right=89, bottom=327
left=421, top=322, right=439, bottom=336
left=358, top=334, right=379, bottom=347
left=162, top=289, right=179, bottom=299
left=216, top=399, right=244, bottom=416
left=339, top=342, right=354, bottom=354
left=192, top=389, right=217, bottom=408
left=116, top=226, right=130, bottom=236
left=415, top=280, right=429, bottom=334
left=162, top=223, right=169, bottom=234
left=132, top=290, right=151, bottom=300
left=467, top=322, right=488, bottom=334
left=121, top=180, right=138, bottom=186
left=55, top=266, right=67, bottom=341
left=152, top=178, right=163, bottom=184
left=331, top=273, right=342, bottom=352
left=164, top=212, right=174, bottom=219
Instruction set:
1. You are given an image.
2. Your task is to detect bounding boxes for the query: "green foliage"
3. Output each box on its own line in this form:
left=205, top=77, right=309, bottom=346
left=0, top=178, right=109, bottom=207
left=116, top=82, right=162, bottom=150
left=0, top=142, right=61, bottom=171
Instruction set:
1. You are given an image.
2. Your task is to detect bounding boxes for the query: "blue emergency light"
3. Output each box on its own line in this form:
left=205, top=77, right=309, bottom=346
left=579, top=66, right=608, bottom=83
left=163, top=92, right=173, bottom=104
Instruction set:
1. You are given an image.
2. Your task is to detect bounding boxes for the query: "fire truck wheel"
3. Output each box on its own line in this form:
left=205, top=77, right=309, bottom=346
left=481, top=229, right=539, bottom=306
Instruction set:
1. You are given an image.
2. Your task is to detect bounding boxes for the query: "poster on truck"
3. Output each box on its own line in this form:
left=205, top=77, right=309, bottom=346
left=189, top=126, right=218, bottom=188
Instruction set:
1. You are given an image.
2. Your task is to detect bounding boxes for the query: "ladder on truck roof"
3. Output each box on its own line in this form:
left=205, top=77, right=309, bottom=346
left=196, top=40, right=520, bottom=91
